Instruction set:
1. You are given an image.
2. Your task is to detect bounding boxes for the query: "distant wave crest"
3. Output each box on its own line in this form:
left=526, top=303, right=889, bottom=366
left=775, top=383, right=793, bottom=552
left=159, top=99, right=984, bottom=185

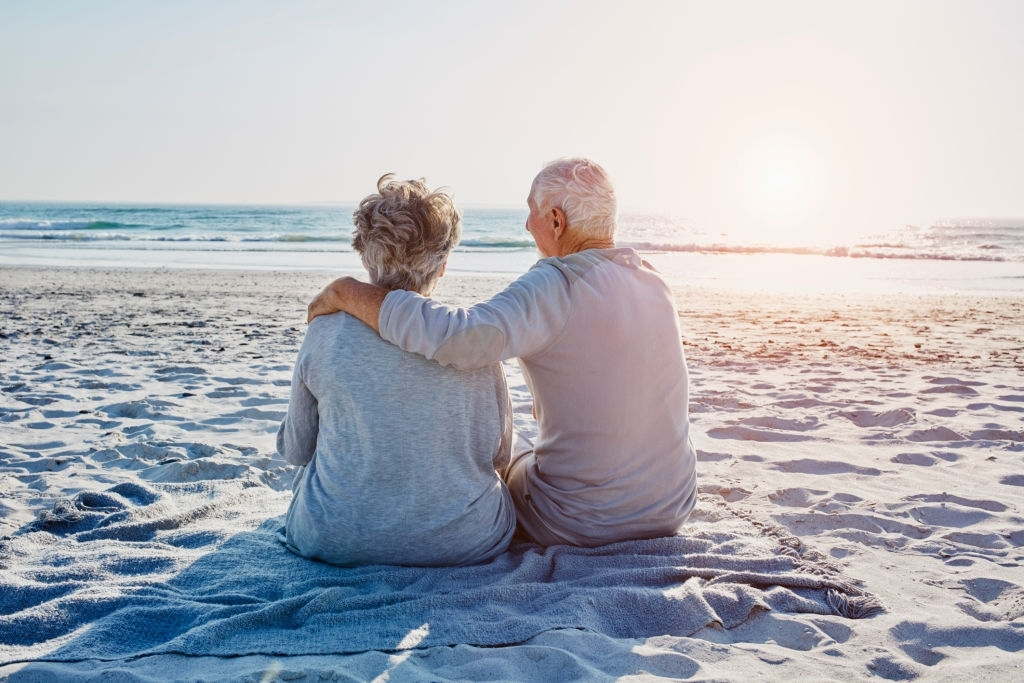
left=459, top=238, right=536, bottom=250
left=0, top=230, right=1014, bottom=261
left=0, top=219, right=144, bottom=231
left=0, top=230, right=354, bottom=245
left=617, top=240, right=1010, bottom=262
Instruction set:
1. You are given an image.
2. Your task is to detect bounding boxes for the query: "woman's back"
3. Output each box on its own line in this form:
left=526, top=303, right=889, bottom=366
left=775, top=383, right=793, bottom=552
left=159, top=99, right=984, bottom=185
left=279, top=312, right=514, bottom=567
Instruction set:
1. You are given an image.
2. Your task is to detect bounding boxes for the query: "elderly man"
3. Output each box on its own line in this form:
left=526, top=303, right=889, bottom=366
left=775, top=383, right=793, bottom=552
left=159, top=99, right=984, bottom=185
left=308, top=158, right=697, bottom=547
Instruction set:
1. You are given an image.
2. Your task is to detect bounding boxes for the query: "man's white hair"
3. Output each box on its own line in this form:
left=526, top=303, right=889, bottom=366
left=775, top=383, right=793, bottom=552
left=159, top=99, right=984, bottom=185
left=530, top=158, right=617, bottom=239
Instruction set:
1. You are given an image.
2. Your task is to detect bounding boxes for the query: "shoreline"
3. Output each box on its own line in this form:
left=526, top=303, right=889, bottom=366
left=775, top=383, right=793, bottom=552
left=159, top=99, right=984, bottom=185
left=4, top=245, right=1024, bottom=295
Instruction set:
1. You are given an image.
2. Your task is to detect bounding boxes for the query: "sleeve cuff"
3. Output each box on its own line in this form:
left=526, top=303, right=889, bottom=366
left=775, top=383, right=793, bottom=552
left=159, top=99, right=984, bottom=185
left=378, top=289, right=412, bottom=343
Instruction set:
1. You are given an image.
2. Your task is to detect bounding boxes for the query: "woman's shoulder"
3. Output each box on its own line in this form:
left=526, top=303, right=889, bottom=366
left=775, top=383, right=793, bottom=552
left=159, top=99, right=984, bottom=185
left=302, top=312, right=387, bottom=358
left=307, top=311, right=374, bottom=335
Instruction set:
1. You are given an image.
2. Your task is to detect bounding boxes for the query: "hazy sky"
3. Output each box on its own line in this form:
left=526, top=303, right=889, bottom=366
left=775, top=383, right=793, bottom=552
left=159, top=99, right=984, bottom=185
left=2, top=0, right=1022, bottom=240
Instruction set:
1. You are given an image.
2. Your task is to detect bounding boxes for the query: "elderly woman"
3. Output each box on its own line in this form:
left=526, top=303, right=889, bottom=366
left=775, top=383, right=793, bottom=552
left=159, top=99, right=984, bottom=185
left=308, top=159, right=697, bottom=548
left=278, top=175, right=515, bottom=566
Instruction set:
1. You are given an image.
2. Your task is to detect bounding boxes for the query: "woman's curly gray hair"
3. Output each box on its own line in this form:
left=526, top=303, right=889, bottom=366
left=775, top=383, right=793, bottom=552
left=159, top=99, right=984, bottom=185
left=352, top=174, right=462, bottom=293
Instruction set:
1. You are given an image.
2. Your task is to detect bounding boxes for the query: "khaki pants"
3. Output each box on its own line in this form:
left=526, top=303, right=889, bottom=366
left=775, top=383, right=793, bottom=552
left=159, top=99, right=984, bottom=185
left=505, top=432, right=574, bottom=547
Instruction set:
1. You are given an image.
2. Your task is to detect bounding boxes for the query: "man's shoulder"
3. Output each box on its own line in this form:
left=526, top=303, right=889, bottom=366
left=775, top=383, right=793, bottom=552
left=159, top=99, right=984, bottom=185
left=533, top=248, right=645, bottom=285
left=523, top=254, right=593, bottom=287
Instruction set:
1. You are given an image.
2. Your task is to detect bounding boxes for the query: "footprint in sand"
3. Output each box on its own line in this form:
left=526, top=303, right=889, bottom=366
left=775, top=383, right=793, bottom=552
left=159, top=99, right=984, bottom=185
left=772, top=510, right=930, bottom=543
left=145, top=458, right=252, bottom=483
left=100, top=399, right=184, bottom=422
left=925, top=408, right=959, bottom=417
left=706, top=426, right=814, bottom=442
left=866, top=655, right=919, bottom=680
left=903, top=492, right=1008, bottom=513
left=206, top=387, right=246, bottom=398
left=41, top=409, right=86, bottom=419
left=100, top=441, right=222, bottom=463
left=211, top=376, right=264, bottom=386
left=14, top=395, right=67, bottom=406
left=970, top=428, right=1024, bottom=442
left=719, top=612, right=843, bottom=653
left=200, top=407, right=285, bottom=426
left=691, top=393, right=757, bottom=411
left=767, top=488, right=824, bottom=507
left=968, top=401, right=1024, bottom=413
left=769, top=489, right=863, bottom=515
left=774, top=398, right=845, bottom=409
left=884, top=494, right=1003, bottom=531
left=891, top=451, right=960, bottom=466
left=739, top=416, right=821, bottom=431
left=33, top=361, right=78, bottom=372
left=239, top=396, right=288, bottom=407
left=77, top=379, right=140, bottom=391
left=836, top=408, right=915, bottom=428
left=890, top=620, right=1024, bottom=667
left=921, top=384, right=980, bottom=397
left=698, top=484, right=752, bottom=502
left=155, top=365, right=208, bottom=375
left=770, top=459, right=882, bottom=476
left=941, top=530, right=1010, bottom=551
left=925, top=376, right=985, bottom=388
left=958, top=578, right=1024, bottom=622
left=89, top=441, right=254, bottom=483
left=906, top=426, right=967, bottom=442
left=892, top=452, right=936, bottom=467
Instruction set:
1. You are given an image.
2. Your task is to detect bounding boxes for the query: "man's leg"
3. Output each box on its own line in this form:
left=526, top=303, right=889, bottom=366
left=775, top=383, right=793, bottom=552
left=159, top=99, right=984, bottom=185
left=505, top=432, right=572, bottom=546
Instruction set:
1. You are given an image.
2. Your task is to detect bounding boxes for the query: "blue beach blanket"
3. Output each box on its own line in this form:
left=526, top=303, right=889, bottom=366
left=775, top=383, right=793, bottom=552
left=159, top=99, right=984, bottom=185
left=0, top=481, right=881, bottom=667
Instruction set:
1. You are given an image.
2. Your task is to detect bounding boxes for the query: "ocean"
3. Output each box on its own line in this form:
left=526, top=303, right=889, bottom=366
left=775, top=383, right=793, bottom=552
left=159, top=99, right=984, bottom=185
left=2, top=202, right=1023, bottom=294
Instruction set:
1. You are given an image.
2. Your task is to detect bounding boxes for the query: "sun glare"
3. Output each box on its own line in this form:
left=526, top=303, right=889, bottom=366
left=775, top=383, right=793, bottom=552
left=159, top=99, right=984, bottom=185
left=728, top=136, right=830, bottom=246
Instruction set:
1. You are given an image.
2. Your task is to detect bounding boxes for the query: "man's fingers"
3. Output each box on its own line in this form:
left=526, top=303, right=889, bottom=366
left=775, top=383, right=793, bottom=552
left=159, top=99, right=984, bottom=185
left=307, top=278, right=350, bottom=323
left=307, top=289, right=328, bottom=323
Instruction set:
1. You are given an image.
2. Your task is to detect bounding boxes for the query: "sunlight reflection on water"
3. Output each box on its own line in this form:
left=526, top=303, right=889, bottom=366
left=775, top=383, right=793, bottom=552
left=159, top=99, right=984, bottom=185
left=648, top=252, right=1024, bottom=295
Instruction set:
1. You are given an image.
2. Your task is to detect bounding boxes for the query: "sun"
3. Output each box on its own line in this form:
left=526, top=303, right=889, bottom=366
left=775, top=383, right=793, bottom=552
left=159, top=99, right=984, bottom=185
left=727, top=135, right=831, bottom=246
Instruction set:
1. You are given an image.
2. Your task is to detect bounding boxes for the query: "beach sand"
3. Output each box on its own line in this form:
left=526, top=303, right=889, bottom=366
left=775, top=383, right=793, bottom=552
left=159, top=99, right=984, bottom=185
left=1, top=265, right=1023, bottom=681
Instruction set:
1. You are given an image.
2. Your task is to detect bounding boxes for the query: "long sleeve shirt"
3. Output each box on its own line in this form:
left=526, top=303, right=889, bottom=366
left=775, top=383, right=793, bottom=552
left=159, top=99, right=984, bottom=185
left=277, top=312, right=514, bottom=566
left=380, top=248, right=697, bottom=546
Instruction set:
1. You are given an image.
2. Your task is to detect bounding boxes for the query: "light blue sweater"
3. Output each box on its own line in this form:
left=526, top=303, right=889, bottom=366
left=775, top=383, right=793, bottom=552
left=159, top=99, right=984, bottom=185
left=380, top=248, right=697, bottom=546
left=277, top=312, right=515, bottom=566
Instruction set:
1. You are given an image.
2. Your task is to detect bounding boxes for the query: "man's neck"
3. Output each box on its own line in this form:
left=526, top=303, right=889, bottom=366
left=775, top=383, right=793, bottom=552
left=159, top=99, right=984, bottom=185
left=557, top=234, right=616, bottom=257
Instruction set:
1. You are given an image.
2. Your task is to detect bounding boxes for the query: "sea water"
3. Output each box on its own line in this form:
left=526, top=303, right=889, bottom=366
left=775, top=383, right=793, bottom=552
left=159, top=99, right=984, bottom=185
left=2, top=202, right=1023, bottom=294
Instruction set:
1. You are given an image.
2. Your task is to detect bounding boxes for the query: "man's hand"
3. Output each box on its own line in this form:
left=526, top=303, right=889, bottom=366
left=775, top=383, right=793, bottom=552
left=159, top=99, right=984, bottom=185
left=307, top=277, right=354, bottom=323
left=307, top=277, right=388, bottom=332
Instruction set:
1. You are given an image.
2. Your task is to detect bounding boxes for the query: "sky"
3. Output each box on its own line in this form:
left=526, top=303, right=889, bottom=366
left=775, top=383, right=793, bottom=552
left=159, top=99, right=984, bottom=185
left=2, top=0, right=1023, bottom=241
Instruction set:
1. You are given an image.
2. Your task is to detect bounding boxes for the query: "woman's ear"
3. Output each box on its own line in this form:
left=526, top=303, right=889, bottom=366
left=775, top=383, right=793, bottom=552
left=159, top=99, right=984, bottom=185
left=439, top=257, right=448, bottom=277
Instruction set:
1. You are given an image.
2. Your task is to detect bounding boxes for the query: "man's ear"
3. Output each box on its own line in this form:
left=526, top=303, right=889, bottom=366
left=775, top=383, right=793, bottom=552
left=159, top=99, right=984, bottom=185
left=551, top=206, right=567, bottom=239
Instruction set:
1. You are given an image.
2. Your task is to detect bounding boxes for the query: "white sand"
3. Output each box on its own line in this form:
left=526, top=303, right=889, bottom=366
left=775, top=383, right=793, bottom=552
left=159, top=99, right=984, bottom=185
left=1, top=265, right=1022, bottom=681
